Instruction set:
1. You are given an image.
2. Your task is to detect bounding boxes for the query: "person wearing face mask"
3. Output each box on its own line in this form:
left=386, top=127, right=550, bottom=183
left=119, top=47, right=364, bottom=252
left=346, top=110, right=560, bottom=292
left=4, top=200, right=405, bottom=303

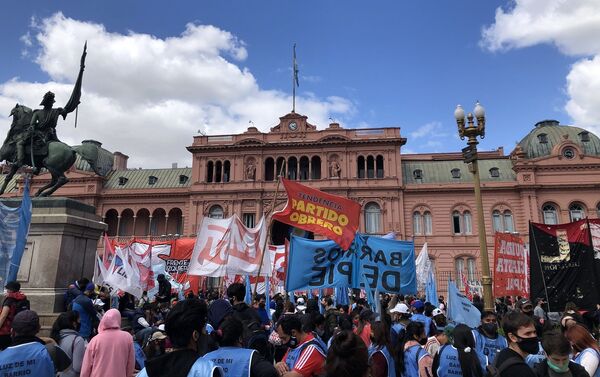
left=205, top=317, right=278, bottom=377
left=275, top=314, right=326, bottom=377
left=398, top=321, right=433, bottom=377
left=368, top=321, right=396, bottom=377
left=389, top=302, right=411, bottom=348
left=534, top=330, right=588, bottom=377
left=433, top=324, right=484, bottom=377
left=137, top=299, right=223, bottom=377
left=51, top=311, right=87, bottom=377
left=472, top=311, right=507, bottom=370
left=565, top=324, right=600, bottom=377
left=494, top=311, right=538, bottom=377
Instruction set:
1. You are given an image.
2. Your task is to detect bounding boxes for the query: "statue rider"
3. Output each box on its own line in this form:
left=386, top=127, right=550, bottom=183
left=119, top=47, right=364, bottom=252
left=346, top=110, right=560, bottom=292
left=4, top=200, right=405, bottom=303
left=16, top=91, right=63, bottom=166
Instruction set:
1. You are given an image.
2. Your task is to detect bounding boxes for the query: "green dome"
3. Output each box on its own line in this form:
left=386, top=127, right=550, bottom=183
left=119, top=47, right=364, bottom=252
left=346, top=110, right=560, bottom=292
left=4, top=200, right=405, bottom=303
left=517, top=120, right=600, bottom=159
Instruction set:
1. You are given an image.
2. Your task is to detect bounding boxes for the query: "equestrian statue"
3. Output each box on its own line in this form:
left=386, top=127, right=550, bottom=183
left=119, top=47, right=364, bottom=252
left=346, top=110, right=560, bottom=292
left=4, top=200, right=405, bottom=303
left=0, top=43, right=106, bottom=197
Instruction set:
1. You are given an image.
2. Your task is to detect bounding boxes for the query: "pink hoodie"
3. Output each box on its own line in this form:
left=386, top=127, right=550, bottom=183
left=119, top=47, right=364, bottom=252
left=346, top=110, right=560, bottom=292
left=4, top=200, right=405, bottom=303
left=81, top=309, right=135, bottom=377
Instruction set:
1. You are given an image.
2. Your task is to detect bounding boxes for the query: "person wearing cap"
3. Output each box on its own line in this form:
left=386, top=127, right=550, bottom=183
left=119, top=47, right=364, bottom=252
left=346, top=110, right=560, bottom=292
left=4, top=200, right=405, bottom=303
left=80, top=308, right=135, bottom=377
left=389, top=302, right=411, bottom=347
left=296, top=297, right=307, bottom=314
left=432, top=308, right=447, bottom=328
left=410, top=300, right=436, bottom=337
left=0, top=310, right=71, bottom=377
left=0, top=280, right=29, bottom=350
left=72, top=282, right=99, bottom=340
left=472, top=311, right=507, bottom=370
left=534, top=298, right=548, bottom=321
left=143, top=331, right=168, bottom=360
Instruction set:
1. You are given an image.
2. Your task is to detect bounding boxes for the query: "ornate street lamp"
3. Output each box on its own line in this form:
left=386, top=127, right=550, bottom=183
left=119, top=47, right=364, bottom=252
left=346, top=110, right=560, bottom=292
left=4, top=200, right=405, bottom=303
left=454, top=102, right=493, bottom=311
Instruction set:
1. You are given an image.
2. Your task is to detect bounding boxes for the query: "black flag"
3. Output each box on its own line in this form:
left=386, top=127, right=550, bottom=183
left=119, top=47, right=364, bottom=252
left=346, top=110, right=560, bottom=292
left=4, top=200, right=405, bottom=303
left=529, top=220, right=600, bottom=311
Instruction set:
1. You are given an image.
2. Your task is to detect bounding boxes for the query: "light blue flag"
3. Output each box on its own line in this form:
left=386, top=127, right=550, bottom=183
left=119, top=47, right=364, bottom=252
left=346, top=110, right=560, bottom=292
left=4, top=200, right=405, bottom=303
left=425, top=269, right=438, bottom=305
left=335, top=287, right=349, bottom=306
left=447, top=280, right=481, bottom=328
left=245, top=276, right=252, bottom=305
left=265, top=279, right=272, bottom=320
left=319, top=289, right=325, bottom=314
left=307, top=289, right=313, bottom=299
left=289, top=291, right=295, bottom=304
left=0, top=180, right=32, bottom=286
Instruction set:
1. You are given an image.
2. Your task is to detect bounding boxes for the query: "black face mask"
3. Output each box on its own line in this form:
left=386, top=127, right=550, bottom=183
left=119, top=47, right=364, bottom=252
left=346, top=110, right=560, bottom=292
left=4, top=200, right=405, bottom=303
left=516, top=335, right=539, bottom=355
left=284, top=336, right=298, bottom=348
left=259, top=303, right=266, bottom=309
left=482, top=323, right=498, bottom=335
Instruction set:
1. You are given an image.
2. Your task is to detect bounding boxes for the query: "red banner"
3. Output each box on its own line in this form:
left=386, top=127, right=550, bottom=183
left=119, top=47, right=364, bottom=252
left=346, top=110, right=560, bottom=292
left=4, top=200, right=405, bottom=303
left=493, top=232, right=528, bottom=297
left=272, top=179, right=361, bottom=250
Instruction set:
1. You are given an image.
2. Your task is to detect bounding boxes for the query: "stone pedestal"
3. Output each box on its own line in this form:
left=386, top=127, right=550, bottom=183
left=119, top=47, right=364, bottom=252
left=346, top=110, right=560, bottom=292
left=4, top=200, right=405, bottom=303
left=1, top=197, right=106, bottom=313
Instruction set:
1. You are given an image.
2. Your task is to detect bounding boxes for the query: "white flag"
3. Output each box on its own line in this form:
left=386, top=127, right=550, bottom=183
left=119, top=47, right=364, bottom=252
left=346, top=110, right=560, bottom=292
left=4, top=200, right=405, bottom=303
left=415, top=243, right=431, bottom=293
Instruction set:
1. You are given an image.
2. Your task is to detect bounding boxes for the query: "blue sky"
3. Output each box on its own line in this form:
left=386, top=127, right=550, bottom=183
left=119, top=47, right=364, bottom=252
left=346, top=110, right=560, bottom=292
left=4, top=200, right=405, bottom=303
left=0, top=1, right=595, bottom=167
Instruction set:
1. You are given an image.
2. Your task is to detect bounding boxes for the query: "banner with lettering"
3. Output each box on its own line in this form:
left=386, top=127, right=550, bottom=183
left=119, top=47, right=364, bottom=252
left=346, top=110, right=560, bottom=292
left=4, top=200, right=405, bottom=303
left=493, top=232, right=528, bottom=297
left=286, top=234, right=416, bottom=294
left=188, top=215, right=270, bottom=277
left=272, top=179, right=361, bottom=250
left=447, top=280, right=481, bottom=328
left=530, top=220, right=599, bottom=311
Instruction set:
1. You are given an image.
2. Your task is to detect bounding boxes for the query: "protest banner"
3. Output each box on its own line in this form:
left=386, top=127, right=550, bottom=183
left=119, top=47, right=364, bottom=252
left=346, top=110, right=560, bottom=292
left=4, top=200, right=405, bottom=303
left=530, top=220, right=600, bottom=311
left=0, top=181, right=31, bottom=287
left=188, top=215, right=270, bottom=277
left=273, top=179, right=360, bottom=250
left=286, top=234, right=416, bottom=294
left=447, top=280, right=481, bottom=328
left=493, top=232, right=528, bottom=297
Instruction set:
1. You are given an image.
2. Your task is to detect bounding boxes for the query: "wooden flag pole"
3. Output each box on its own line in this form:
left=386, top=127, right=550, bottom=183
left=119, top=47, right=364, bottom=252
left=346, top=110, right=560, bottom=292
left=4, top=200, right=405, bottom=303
left=254, top=164, right=286, bottom=296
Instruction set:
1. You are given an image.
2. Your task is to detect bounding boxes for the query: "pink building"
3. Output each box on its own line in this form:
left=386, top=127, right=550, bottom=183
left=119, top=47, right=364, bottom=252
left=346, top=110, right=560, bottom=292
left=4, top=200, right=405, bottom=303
left=4, top=114, right=600, bottom=295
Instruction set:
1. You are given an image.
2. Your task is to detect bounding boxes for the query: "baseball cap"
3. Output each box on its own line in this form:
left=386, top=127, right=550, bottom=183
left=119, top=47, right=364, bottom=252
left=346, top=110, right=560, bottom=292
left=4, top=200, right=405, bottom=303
left=412, top=300, right=424, bottom=310
left=85, top=282, right=96, bottom=292
left=517, top=298, right=533, bottom=309
left=296, top=297, right=305, bottom=305
left=12, top=310, right=40, bottom=335
left=432, top=308, right=444, bottom=317
left=390, top=303, right=410, bottom=314
left=150, top=331, right=167, bottom=342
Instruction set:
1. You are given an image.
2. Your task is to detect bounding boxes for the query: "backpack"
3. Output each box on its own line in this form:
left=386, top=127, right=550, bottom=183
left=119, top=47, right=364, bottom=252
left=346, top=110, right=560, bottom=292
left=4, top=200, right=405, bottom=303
left=485, top=356, right=524, bottom=377
left=14, top=298, right=30, bottom=314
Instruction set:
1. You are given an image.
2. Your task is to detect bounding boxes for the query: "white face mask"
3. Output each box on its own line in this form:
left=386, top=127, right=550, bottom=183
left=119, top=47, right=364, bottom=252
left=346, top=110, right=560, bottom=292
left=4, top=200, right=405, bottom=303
left=3, top=289, right=7, bottom=295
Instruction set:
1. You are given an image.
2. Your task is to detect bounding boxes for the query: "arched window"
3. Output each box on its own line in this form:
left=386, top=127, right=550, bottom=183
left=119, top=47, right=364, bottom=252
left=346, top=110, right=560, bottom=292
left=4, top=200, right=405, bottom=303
left=223, top=160, right=231, bottom=182
left=413, top=212, right=422, bottom=235
left=364, top=202, right=381, bottom=234
left=215, top=161, right=222, bottom=183
left=489, top=168, right=500, bottom=178
left=367, top=155, right=375, bottom=178
left=424, top=211, right=433, bottom=235
left=455, top=258, right=465, bottom=289
left=504, top=210, right=514, bottom=232
left=209, top=205, right=224, bottom=219
left=451, top=168, right=461, bottom=179
left=287, top=157, right=298, bottom=180
left=357, top=156, right=365, bottom=178
left=206, top=161, right=214, bottom=183
left=299, top=156, right=310, bottom=181
left=311, top=156, right=321, bottom=179
left=265, top=157, right=275, bottom=181
left=542, top=203, right=558, bottom=225
left=569, top=203, right=585, bottom=222
left=413, top=169, right=423, bottom=180
left=492, top=210, right=502, bottom=232
left=463, top=211, right=472, bottom=234
left=452, top=211, right=462, bottom=234
left=376, top=155, right=384, bottom=178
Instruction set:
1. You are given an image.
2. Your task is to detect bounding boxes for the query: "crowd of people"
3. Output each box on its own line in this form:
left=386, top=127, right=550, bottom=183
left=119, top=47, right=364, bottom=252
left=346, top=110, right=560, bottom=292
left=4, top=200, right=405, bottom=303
left=1, top=276, right=600, bottom=377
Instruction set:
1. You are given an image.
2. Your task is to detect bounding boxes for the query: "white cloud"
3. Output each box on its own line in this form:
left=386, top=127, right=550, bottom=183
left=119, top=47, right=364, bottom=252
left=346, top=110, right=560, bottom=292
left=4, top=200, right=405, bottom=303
left=0, top=13, right=355, bottom=168
left=481, top=0, right=600, bottom=132
left=409, top=121, right=447, bottom=139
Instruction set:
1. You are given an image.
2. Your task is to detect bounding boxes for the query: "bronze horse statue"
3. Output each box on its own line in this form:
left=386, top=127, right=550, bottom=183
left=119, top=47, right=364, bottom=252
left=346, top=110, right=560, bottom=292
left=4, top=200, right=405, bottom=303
left=0, top=104, right=103, bottom=197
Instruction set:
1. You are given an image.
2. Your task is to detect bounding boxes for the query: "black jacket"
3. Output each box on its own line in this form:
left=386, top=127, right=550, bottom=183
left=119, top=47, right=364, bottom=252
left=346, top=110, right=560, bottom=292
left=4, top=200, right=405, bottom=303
left=534, top=359, right=589, bottom=377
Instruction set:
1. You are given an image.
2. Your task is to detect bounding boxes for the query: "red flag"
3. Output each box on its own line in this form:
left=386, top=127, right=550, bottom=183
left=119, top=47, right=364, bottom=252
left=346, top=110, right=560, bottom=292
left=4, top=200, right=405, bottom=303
left=102, top=233, right=116, bottom=269
left=272, top=179, right=360, bottom=250
left=493, top=232, right=528, bottom=297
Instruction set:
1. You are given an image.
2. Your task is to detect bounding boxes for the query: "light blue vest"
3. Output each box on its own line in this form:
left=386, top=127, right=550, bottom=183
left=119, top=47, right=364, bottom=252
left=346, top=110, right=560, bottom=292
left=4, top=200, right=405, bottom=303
left=134, top=341, right=146, bottom=369
left=472, top=329, right=507, bottom=370
left=391, top=322, right=406, bottom=346
left=574, top=348, right=600, bottom=377
left=205, top=347, right=255, bottom=377
left=410, top=314, right=433, bottom=337
left=285, top=337, right=327, bottom=371
left=403, top=345, right=428, bottom=377
left=524, top=342, right=545, bottom=369
left=436, top=345, right=463, bottom=377
left=137, top=357, right=223, bottom=377
left=368, top=345, right=397, bottom=377
left=0, top=341, right=54, bottom=377
left=72, top=301, right=92, bottom=338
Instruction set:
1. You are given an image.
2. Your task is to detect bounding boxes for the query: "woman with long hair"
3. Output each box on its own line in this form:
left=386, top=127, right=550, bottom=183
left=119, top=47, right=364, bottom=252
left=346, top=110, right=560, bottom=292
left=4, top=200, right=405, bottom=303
left=354, top=309, right=374, bottom=348
left=369, top=321, right=396, bottom=377
left=325, top=330, right=369, bottom=377
left=565, top=324, right=600, bottom=377
left=433, top=324, right=483, bottom=377
left=51, top=311, right=87, bottom=377
left=397, top=321, right=433, bottom=377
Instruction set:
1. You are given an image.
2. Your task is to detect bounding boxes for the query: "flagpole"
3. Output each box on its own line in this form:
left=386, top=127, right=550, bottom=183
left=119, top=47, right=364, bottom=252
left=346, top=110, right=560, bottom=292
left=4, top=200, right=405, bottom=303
left=292, top=43, right=296, bottom=113
left=254, top=163, right=286, bottom=296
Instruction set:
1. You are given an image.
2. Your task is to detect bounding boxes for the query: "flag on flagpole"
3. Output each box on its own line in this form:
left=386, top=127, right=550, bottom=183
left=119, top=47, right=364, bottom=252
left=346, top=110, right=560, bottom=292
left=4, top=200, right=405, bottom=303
left=245, top=275, right=252, bottom=305
left=265, top=279, right=272, bottom=320
left=425, top=268, right=438, bottom=305
left=293, top=44, right=299, bottom=87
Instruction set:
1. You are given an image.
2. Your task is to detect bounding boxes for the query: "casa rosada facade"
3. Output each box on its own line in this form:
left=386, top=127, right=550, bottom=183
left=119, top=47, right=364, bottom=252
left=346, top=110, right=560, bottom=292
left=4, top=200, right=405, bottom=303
left=4, top=113, right=600, bottom=295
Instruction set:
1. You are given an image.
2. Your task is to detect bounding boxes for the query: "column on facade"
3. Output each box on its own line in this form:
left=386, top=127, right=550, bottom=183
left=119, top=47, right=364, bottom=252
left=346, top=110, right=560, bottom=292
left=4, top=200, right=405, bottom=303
left=164, top=215, right=169, bottom=235
left=132, top=216, right=137, bottom=236
left=116, top=215, right=122, bottom=237
left=148, top=216, right=153, bottom=236
left=308, top=159, right=311, bottom=180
